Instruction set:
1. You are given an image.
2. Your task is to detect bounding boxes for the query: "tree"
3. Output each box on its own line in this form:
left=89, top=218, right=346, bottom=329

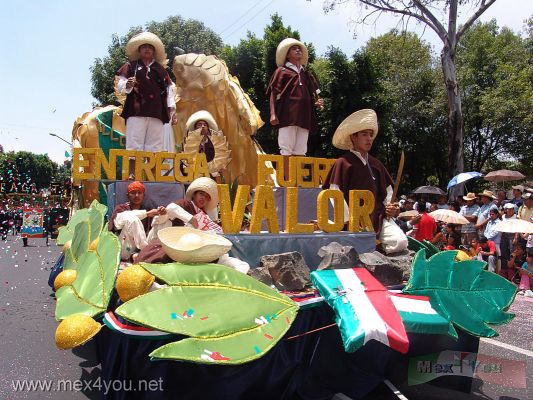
left=324, top=0, right=499, bottom=184
left=362, top=30, right=448, bottom=191
left=90, top=16, right=223, bottom=106
left=0, top=151, right=57, bottom=192
left=457, top=20, right=533, bottom=174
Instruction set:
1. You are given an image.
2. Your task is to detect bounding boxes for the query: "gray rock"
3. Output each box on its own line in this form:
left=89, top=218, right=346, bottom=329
left=316, top=242, right=361, bottom=270
left=359, top=250, right=410, bottom=286
left=248, top=266, right=273, bottom=286
left=385, top=249, right=415, bottom=281
left=259, top=251, right=311, bottom=291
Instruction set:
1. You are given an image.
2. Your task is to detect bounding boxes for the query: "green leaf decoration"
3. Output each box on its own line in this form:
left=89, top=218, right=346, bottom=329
left=116, top=263, right=298, bottom=364
left=57, top=208, right=89, bottom=245
left=63, top=221, right=90, bottom=270
left=407, top=236, right=428, bottom=253
left=403, top=250, right=516, bottom=338
left=150, top=307, right=298, bottom=364
left=422, top=240, right=440, bottom=257
left=55, top=230, right=120, bottom=321
left=56, top=200, right=107, bottom=245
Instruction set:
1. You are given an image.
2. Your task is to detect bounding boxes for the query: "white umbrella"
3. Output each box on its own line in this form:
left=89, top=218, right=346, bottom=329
left=429, top=209, right=469, bottom=225
left=494, top=219, right=533, bottom=234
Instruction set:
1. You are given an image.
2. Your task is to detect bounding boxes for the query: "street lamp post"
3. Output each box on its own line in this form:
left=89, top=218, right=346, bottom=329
left=48, top=133, right=72, bottom=146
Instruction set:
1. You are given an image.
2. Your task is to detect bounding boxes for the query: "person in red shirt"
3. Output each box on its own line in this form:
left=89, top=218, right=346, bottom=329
left=412, top=201, right=436, bottom=242
left=476, top=236, right=497, bottom=272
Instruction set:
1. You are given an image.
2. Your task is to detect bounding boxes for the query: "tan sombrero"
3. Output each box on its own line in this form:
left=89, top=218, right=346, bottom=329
left=186, top=177, right=219, bottom=219
left=186, top=110, right=219, bottom=132
left=276, top=38, right=309, bottom=67
left=463, top=192, right=477, bottom=201
left=332, top=109, right=378, bottom=150
left=478, top=189, right=496, bottom=199
left=125, top=32, right=167, bottom=67
left=157, top=227, right=232, bottom=263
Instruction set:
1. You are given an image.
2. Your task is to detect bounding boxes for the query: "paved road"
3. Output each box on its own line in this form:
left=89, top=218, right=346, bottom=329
left=0, top=234, right=531, bottom=399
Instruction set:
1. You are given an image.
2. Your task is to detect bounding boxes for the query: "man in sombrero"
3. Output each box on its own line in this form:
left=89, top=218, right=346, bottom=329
left=323, top=109, right=408, bottom=254
left=116, top=31, right=177, bottom=178
left=266, top=38, right=323, bottom=179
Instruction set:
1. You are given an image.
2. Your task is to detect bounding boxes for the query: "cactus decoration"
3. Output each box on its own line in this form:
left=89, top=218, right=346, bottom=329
left=115, top=263, right=299, bottom=364
left=403, top=250, right=516, bottom=338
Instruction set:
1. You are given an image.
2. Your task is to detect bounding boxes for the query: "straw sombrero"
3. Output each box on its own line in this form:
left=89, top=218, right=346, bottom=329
left=157, top=227, right=232, bottom=263
left=332, top=109, right=378, bottom=150
left=186, top=110, right=219, bottom=132
left=478, top=190, right=496, bottom=199
left=186, top=177, right=219, bottom=219
left=276, top=38, right=309, bottom=67
left=463, top=192, right=477, bottom=201
left=125, top=32, right=167, bottom=67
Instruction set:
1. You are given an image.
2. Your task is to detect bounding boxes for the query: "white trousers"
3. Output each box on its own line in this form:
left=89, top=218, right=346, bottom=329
left=114, top=211, right=149, bottom=261
left=379, top=219, right=409, bottom=254
left=126, top=116, right=164, bottom=152
left=278, top=126, right=309, bottom=156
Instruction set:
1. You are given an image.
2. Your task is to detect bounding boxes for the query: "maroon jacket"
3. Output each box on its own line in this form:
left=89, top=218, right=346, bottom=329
left=266, top=65, right=320, bottom=134
left=117, top=60, right=171, bottom=123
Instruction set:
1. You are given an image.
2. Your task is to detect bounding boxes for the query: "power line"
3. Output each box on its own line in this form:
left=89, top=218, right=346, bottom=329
left=218, top=0, right=265, bottom=36
left=222, top=0, right=277, bottom=41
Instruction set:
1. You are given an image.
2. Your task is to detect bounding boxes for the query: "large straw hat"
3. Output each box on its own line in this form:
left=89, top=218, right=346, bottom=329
left=478, top=189, right=496, bottom=199
left=276, top=38, right=309, bottom=67
left=332, top=109, right=378, bottom=150
left=125, top=32, right=167, bottom=66
left=157, top=227, right=232, bottom=263
left=186, top=177, right=219, bottom=219
left=186, top=110, right=219, bottom=132
left=463, top=192, right=477, bottom=201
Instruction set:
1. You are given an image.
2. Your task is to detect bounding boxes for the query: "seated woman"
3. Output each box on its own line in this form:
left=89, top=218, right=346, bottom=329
left=109, top=181, right=166, bottom=261
left=139, top=177, right=249, bottom=273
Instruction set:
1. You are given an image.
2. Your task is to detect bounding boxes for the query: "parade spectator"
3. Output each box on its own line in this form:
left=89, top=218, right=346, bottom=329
left=432, top=223, right=456, bottom=249
left=443, top=233, right=461, bottom=250
left=436, top=194, right=448, bottom=210
left=411, top=201, right=437, bottom=242
left=404, top=198, right=415, bottom=212
left=484, top=208, right=502, bottom=273
left=267, top=38, right=323, bottom=179
left=475, top=190, right=498, bottom=236
left=323, top=109, right=408, bottom=254
left=495, top=189, right=507, bottom=210
left=109, top=181, right=166, bottom=261
left=116, top=32, right=177, bottom=178
left=506, top=244, right=526, bottom=282
left=447, top=201, right=461, bottom=213
left=500, top=203, right=517, bottom=272
left=476, top=236, right=498, bottom=273
left=506, top=185, right=524, bottom=209
left=517, top=193, right=533, bottom=255
left=517, top=253, right=533, bottom=293
left=460, top=193, right=480, bottom=245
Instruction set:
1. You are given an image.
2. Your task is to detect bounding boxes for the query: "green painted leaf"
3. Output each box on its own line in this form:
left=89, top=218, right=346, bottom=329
left=63, top=221, right=90, bottom=270
left=150, top=307, right=298, bottom=364
left=422, top=240, right=440, bottom=257
left=88, top=206, right=105, bottom=244
left=140, top=262, right=292, bottom=305
left=55, top=286, right=104, bottom=321
left=116, top=285, right=296, bottom=337
left=55, top=228, right=120, bottom=320
left=57, top=208, right=89, bottom=245
left=403, top=250, right=516, bottom=338
left=407, top=236, right=429, bottom=253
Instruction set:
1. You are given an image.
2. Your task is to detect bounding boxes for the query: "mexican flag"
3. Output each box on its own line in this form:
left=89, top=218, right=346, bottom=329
left=390, top=293, right=454, bottom=336
left=311, top=268, right=409, bottom=354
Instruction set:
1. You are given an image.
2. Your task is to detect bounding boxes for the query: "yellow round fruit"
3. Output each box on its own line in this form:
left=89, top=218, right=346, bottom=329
left=89, top=237, right=100, bottom=251
left=55, top=314, right=102, bottom=350
left=53, top=269, right=78, bottom=290
left=115, top=264, right=155, bottom=302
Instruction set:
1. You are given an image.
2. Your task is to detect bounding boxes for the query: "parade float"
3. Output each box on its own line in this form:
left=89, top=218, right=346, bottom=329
left=48, top=50, right=518, bottom=400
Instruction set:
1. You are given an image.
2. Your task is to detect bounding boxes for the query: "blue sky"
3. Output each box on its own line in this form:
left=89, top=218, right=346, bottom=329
left=0, top=0, right=530, bottom=163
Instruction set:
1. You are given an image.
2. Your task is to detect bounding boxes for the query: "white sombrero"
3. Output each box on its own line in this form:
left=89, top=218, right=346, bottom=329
left=276, top=38, right=309, bottom=67
left=158, top=227, right=232, bottom=263
left=125, top=32, right=168, bottom=67
left=185, top=110, right=219, bottom=132
left=331, top=109, right=378, bottom=150
left=186, top=177, right=219, bottom=219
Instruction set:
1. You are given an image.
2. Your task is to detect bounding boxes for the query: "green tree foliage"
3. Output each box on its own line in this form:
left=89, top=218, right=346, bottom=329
left=458, top=20, right=533, bottom=174
left=362, top=31, right=448, bottom=192
left=90, top=16, right=223, bottom=106
left=0, top=151, right=57, bottom=192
